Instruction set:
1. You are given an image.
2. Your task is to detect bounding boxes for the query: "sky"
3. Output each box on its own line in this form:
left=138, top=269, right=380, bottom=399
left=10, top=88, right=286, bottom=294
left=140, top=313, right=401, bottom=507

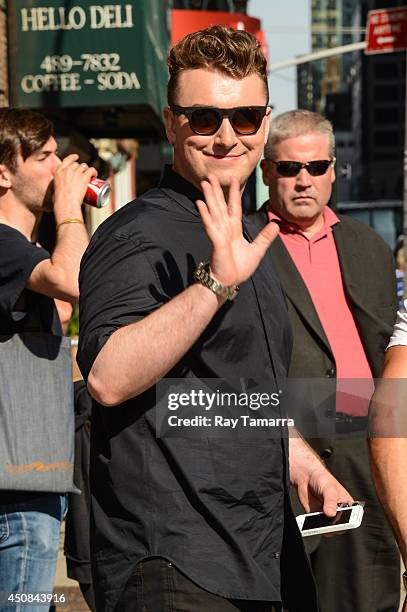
left=249, top=0, right=311, bottom=114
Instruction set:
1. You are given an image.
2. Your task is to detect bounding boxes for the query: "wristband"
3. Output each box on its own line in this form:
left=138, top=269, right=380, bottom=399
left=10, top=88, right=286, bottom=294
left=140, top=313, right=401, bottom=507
left=56, top=218, right=85, bottom=229
left=194, top=262, right=238, bottom=301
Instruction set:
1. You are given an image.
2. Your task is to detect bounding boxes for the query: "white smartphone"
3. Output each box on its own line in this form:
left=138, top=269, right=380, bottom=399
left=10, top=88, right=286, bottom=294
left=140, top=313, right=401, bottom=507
left=296, top=501, right=365, bottom=537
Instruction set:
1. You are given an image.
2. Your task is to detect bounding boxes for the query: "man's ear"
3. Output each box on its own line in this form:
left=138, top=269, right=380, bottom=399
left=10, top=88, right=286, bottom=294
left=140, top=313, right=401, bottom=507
left=163, top=106, right=176, bottom=146
left=260, top=159, right=271, bottom=187
left=264, top=108, right=272, bottom=145
left=0, top=164, right=12, bottom=189
left=330, top=157, right=336, bottom=185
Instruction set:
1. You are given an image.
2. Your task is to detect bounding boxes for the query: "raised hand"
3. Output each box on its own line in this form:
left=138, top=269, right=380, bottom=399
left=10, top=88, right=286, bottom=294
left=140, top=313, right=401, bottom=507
left=53, top=154, right=97, bottom=218
left=196, top=173, right=279, bottom=287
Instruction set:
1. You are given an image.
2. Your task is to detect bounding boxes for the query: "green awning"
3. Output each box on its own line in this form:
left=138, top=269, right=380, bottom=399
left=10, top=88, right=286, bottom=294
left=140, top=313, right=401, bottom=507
left=8, top=1, right=169, bottom=118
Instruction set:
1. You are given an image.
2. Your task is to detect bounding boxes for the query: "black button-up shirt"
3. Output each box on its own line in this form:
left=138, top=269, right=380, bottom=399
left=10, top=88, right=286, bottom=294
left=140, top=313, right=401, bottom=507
left=78, top=167, right=317, bottom=612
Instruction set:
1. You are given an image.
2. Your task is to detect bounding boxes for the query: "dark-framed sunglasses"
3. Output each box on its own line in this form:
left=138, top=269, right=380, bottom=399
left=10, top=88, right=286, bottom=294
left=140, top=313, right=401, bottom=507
left=170, top=105, right=268, bottom=136
left=270, top=159, right=335, bottom=177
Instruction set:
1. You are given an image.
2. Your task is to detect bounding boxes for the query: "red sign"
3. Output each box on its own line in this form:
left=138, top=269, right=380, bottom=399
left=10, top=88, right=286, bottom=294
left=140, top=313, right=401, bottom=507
left=365, top=6, right=407, bottom=54
left=171, top=10, right=268, bottom=63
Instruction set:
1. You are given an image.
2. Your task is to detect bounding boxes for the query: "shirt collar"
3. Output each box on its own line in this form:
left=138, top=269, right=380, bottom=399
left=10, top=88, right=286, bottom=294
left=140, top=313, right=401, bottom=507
left=159, top=165, right=203, bottom=217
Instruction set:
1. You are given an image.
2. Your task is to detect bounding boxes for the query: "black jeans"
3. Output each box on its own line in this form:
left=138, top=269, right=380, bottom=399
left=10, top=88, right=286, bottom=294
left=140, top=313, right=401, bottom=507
left=115, top=557, right=282, bottom=612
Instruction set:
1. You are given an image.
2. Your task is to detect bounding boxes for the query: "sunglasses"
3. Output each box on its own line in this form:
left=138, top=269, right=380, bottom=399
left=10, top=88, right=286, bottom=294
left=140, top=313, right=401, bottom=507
left=270, top=159, right=334, bottom=177
left=170, top=105, right=268, bottom=136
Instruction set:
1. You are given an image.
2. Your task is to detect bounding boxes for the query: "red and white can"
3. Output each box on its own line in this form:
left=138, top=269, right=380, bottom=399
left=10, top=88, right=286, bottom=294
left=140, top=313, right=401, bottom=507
left=83, top=178, right=111, bottom=208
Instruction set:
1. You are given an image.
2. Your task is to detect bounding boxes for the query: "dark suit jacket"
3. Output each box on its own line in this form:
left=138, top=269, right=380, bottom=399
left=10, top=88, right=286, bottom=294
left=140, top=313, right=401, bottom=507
left=246, top=207, right=397, bottom=444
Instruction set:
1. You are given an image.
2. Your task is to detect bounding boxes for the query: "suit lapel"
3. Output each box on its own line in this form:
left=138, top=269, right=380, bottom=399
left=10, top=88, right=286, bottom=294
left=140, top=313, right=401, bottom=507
left=332, top=222, right=359, bottom=300
left=244, top=214, right=332, bottom=355
left=332, top=221, right=373, bottom=344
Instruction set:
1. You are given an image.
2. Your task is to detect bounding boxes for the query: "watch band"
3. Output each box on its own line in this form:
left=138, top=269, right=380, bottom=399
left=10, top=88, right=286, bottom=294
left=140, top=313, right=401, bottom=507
left=194, top=262, right=238, bottom=301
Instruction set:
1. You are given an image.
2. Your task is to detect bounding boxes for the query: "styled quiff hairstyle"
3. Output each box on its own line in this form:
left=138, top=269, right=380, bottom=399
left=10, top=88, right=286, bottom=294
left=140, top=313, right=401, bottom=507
left=167, top=25, right=268, bottom=105
left=264, top=110, right=335, bottom=160
left=0, top=108, right=54, bottom=173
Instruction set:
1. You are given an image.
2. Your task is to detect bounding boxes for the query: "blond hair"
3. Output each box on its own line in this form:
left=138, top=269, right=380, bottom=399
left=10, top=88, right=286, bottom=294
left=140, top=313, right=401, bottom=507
left=265, top=110, right=335, bottom=159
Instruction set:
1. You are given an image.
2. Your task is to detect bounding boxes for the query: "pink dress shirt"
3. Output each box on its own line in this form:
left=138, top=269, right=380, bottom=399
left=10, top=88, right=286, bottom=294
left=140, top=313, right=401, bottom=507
left=267, top=205, right=373, bottom=416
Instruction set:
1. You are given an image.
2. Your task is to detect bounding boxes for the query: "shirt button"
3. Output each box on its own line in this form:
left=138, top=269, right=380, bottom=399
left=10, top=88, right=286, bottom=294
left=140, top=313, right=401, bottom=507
left=326, top=367, right=336, bottom=378
left=320, top=448, right=333, bottom=459
left=273, top=552, right=280, bottom=559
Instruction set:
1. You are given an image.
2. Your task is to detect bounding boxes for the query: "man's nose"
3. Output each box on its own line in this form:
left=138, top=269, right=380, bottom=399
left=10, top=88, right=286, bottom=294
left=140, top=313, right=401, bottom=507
left=214, top=117, right=238, bottom=148
left=51, top=154, right=62, bottom=173
left=295, top=167, right=312, bottom=187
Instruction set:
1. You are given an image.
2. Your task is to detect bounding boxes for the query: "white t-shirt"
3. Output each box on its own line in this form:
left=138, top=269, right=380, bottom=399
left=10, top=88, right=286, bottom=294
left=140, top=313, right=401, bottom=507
left=387, top=299, right=407, bottom=348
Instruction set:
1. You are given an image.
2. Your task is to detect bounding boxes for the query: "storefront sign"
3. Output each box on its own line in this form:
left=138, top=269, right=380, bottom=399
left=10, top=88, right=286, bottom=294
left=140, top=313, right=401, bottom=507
left=8, top=1, right=169, bottom=111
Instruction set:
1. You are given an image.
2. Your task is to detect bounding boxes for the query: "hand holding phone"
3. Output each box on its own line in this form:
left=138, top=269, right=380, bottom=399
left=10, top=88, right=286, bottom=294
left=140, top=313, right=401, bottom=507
left=296, top=501, right=365, bottom=537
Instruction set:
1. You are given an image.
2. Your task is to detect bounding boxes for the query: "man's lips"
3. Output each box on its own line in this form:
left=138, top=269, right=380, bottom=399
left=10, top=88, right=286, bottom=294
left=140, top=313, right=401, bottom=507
left=293, top=195, right=315, bottom=201
left=205, top=152, right=245, bottom=159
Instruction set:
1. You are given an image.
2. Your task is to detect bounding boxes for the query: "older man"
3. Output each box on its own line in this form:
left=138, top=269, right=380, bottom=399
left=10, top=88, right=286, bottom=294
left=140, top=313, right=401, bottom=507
left=78, top=29, right=351, bottom=612
left=248, top=109, right=400, bottom=612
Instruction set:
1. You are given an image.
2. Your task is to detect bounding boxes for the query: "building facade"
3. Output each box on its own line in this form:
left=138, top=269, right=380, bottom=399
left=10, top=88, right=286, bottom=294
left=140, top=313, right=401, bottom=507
left=352, top=0, right=405, bottom=201
left=296, top=0, right=405, bottom=206
left=0, top=0, right=8, bottom=107
left=297, top=0, right=358, bottom=113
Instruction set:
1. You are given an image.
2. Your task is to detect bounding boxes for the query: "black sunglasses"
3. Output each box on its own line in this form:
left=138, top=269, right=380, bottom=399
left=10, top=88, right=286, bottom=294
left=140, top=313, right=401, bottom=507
left=270, top=159, right=334, bottom=177
left=170, top=105, right=268, bottom=136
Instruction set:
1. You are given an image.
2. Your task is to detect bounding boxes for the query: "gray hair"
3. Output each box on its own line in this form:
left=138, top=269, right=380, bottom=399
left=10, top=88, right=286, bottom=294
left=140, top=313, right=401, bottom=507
left=264, top=109, right=335, bottom=160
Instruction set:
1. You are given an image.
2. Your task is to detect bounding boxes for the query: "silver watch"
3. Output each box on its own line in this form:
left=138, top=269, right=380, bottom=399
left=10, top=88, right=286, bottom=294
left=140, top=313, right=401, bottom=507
left=194, top=262, right=238, bottom=301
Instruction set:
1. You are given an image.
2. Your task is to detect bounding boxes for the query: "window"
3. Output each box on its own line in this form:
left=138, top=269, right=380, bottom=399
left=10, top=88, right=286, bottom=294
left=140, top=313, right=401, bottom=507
left=375, top=108, right=401, bottom=123
left=374, top=63, right=399, bottom=80
left=374, top=131, right=401, bottom=147
left=374, top=85, right=401, bottom=101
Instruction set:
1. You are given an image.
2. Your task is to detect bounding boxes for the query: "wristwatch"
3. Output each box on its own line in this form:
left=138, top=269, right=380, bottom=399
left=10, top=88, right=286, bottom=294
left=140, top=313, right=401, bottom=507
left=403, top=570, right=407, bottom=590
left=194, top=262, right=238, bottom=301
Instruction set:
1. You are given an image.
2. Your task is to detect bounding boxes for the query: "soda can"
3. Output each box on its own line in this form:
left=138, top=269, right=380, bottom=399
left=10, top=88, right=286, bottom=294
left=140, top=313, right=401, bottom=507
left=83, top=178, right=111, bottom=208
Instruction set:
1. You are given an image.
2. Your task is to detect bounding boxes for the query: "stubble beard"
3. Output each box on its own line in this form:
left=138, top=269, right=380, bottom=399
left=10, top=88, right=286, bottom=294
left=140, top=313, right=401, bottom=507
left=13, top=175, right=54, bottom=214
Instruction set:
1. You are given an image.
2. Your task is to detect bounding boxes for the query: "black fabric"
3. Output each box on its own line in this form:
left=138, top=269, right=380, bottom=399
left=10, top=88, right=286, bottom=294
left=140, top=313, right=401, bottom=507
left=0, top=223, right=62, bottom=505
left=311, top=436, right=400, bottom=612
left=64, top=381, right=93, bottom=587
left=0, top=224, right=61, bottom=335
left=247, top=206, right=400, bottom=612
left=78, top=167, right=317, bottom=612
left=115, top=557, right=282, bottom=612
